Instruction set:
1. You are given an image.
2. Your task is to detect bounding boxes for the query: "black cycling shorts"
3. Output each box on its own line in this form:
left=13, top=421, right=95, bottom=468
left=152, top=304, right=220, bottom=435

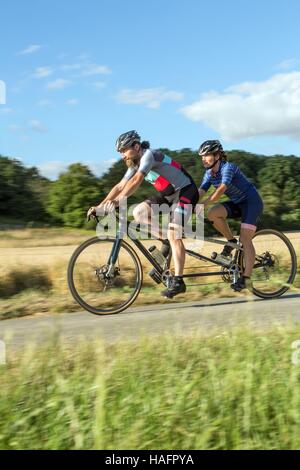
left=144, top=182, right=199, bottom=228
left=222, top=190, right=263, bottom=230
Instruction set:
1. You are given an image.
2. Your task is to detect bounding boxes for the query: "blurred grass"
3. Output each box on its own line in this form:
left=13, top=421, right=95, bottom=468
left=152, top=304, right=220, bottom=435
left=1, top=327, right=300, bottom=449
left=0, top=227, right=92, bottom=248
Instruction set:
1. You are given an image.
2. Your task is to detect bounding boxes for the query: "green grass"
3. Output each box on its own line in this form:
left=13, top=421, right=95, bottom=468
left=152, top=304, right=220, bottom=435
left=1, top=327, right=300, bottom=449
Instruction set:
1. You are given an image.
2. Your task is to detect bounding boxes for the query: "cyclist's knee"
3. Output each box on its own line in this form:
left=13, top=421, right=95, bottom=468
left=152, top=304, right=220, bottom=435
left=132, top=203, right=150, bottom=222
left=207, top=207, right=219, bottom=221
left=208, top=205, right=227, bottom=222
left=168, top=223, right=184, bottom=241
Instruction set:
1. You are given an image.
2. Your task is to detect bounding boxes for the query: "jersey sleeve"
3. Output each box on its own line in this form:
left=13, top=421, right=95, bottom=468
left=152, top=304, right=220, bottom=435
left=199, top=171, right=211, bottom=191
left=123, top=167, right=137, bottom=181
left=221, top=163, right=236, bottom=186
left=138, top=149, right=155, bottom=176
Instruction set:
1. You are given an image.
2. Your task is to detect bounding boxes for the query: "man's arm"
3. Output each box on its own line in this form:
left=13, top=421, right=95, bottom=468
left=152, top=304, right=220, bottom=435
left=101, top=179, right=128, bottom=204
left=87, top=179, right=130, bottom=217
left=115, top=172, right=145, bottom=202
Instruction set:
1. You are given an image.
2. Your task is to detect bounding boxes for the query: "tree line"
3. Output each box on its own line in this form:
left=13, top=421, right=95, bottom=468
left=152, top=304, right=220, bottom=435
left=0, top=149, right=299, bottom=231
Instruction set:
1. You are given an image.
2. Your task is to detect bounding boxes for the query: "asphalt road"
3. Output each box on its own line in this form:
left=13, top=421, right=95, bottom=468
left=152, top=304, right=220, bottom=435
left=1, top=293, right=300, bottom=352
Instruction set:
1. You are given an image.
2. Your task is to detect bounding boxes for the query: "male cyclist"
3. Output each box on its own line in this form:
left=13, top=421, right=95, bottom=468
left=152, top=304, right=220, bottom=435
left=197, top=140, right=263, bottom=291
left=88, top=131, right=199, bottom=298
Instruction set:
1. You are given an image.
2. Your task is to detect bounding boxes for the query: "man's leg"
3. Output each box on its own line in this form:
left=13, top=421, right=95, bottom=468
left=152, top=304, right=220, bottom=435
left=167, top=224, right=185, bottom=276
left=161, top=223, right=186, bottom=298
left=132, top=201, right=168, bottom=240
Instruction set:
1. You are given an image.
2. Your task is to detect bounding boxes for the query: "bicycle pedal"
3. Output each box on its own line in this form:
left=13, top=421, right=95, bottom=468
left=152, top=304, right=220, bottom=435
left=211, top=252, right=232, bottom=267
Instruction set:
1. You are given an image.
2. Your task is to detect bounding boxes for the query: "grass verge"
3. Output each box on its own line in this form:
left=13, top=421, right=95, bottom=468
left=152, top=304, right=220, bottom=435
left=1, top=327, right=300, bottom=449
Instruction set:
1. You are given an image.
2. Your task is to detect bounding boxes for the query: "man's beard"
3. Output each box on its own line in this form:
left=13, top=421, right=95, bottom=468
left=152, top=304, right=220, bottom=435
left=125, top=156, right=140, bottom=168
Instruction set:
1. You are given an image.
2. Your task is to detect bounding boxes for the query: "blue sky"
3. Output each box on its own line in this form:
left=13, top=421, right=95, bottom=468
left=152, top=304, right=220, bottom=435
left=1, top=0, right=300, bottom=179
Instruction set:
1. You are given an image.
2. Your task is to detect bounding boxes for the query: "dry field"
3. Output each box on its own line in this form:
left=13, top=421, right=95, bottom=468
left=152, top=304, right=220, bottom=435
left=0, top=228, right=299, bottom=319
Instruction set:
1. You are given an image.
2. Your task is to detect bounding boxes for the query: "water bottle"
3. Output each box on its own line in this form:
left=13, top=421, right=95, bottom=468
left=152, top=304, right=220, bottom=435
left=148, top=246, right=166, bottom=267
left=211, top=252, right=232, bottom=267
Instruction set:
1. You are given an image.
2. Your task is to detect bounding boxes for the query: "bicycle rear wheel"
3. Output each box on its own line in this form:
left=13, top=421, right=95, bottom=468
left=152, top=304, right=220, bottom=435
left=242, top=229, right=297, bottom=299
left=68, top=237, right=143, bottom=315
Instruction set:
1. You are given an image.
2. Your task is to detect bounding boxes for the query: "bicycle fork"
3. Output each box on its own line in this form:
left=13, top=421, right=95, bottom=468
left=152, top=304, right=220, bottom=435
left=106, top=231, right=123, bottom=277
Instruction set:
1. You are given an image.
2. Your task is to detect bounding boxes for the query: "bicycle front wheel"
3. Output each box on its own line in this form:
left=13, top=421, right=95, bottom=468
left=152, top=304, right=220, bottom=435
left=242, top=229, right=297, bottom=299
left=68, top=237, right=143, bottom=315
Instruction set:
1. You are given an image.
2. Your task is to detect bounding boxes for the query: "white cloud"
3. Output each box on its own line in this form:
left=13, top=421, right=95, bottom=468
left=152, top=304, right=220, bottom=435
left=180, top=72, right=300, bottom=141
left=38, top=159, right=117, bottom=180
left=19, top=45, right=42, bottom=55
left=93, top=81, right=107, bottom=89
left=33, top=67, right=53, bottom=78
left=0, top=107, right=13, bottom=114
left=28, top=120, right=48, bottom=133
left=88, top=159, right=118, bottom=177
left=276, top=58, right=300, bottom=70
left=66, top=99, right=78, bottom=105
left=77, top=53, right=90, bottom=61
left=38, top=161, right=68, bottom=180
left=0, top=80, right=6, bottom=104
left=58, top=53, right=68, bottom=60
left=9, top=124, right=24, bottom=132
left=82, top=64, right=112, bottom=76
left=116, top=87, right=184, bottom=109
left=60, top=63, right=84, bottom=72
left=47, top=78, right=71, bottom=89
left=37, top=99, right=52, bottom=107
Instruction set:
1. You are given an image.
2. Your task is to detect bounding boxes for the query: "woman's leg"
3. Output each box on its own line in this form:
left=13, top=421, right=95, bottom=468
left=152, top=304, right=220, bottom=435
left=207, top=204, right=235, bottom=240
left=240, top=226, right=256, bottom=277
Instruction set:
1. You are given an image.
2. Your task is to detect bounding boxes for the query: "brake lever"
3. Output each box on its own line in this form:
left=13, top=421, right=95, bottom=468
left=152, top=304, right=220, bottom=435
left=87, top=214, right=100, bottom=223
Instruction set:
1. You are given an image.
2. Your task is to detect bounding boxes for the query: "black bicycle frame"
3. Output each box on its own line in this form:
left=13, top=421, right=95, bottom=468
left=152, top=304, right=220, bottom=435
left=104, top=215, right=242, bottom=281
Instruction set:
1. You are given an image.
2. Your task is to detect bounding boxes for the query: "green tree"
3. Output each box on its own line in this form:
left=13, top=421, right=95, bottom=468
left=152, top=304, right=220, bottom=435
left=0, top=155, right=48, bottom=222
left=47, top=163, right=104, bottom=228
left=257, top=156, right=300, bottom=229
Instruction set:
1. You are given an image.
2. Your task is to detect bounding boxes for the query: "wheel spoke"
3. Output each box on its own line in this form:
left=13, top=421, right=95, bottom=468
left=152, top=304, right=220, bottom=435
left=246, top=230, right=297, bottom=298
left=68, top=238, right=142, bottom=315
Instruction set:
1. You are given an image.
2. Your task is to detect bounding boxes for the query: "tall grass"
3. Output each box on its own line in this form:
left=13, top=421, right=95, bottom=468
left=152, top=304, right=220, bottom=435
left=0, top=267, right=52, bottom=298
left=1, top=328, right=300, bottom=449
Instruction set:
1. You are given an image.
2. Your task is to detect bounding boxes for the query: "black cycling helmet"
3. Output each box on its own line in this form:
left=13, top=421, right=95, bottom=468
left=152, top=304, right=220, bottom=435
left=115, top=130, right=141, bottom=152
left=198, top=140, right=223, bottom=156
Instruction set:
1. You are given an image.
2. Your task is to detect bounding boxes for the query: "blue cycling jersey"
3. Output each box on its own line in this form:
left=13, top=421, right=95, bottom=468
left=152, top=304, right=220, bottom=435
left=199, top=161, right=257, bottom=203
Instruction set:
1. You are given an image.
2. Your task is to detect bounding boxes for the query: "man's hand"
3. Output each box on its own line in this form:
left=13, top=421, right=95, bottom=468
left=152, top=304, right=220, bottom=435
left=87, top=206, right=97, bottom=219
left=102, top=200, right=117, bottom=213
left=87, top=200, right=117, bottom=219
